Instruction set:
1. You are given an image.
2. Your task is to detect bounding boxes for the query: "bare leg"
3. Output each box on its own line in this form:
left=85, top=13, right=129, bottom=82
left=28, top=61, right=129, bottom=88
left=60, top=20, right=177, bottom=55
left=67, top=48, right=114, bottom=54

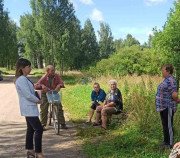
left=95, top=106, right=102, bottom=124
left=88, top=109, right=94, bottom=122
left=101, top=115, right=107, bottom=129
left=101, top=107, right=116, bottom=129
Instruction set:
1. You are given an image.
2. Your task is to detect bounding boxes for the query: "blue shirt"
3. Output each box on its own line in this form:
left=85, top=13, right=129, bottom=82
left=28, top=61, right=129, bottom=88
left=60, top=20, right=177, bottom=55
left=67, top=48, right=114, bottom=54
left=155, top=75, right=177, bottom=112
left=91, top=88, right=106, bottom=103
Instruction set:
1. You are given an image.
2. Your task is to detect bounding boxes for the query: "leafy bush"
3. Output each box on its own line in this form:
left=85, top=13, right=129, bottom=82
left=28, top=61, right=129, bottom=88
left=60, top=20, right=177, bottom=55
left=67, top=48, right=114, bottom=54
left=89, top=46, right=162, bottom=77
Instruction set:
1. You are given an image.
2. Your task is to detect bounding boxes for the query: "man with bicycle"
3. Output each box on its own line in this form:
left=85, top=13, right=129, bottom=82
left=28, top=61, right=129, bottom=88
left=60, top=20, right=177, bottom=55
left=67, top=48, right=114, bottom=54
left=35, top=65, right=67, bottom=130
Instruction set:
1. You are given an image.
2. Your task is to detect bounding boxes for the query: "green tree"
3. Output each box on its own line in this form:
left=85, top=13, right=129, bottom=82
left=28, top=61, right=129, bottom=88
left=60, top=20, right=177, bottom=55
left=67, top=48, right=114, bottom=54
left=152, top=0, right=180, bottom=89
left=0, top=0, right=18, bottom=69
left=17, top=14, right=43, bottom=68
left=123, top=34, right=140, bottom=47
left=114, top=38, right=124, bottom=52
left=98, top=22, right=114, bottom=59
left=78, top=19, right=99, bottom=69
left=54, top=18, right=82, bottom=73
left=31, top=0, right=75, bottom=68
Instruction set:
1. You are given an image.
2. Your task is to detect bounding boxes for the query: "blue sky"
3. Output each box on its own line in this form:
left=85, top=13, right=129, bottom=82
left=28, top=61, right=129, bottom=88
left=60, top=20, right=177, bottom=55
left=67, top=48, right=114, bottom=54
left=4, top=0, right=175, bottom=44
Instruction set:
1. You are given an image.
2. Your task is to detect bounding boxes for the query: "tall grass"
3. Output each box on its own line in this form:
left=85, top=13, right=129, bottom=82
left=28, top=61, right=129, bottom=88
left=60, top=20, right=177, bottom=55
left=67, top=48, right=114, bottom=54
left=62, top=75, right=180, bottom=157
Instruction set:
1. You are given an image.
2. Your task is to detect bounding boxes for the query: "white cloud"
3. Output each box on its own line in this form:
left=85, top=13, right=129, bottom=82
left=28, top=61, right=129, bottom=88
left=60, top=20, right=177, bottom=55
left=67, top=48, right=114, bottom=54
left=90, top=8, right=104, bottom=22
left=147, top=30, right=154, bottom=36
left=144, top=0, right=166, bottom=6
left=13, top=18, right=20, bottom=26
left=79, top=0, right=94, bottom=5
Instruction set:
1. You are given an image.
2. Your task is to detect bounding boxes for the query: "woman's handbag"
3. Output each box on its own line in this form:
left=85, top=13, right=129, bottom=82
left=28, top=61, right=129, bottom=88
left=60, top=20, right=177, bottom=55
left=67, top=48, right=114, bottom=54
left=35, top=91, right=41, bottom=100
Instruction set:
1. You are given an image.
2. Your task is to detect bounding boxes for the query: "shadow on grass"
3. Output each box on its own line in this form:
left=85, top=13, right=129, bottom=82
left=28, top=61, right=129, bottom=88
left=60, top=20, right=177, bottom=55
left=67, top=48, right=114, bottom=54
left=82, top=125, right=169, bottom=158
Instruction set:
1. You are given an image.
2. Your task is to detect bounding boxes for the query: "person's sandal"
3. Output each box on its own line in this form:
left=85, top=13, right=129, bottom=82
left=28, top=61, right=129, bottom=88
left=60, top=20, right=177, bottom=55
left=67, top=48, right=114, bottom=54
left=84, top=121, right=91, bottom=125
left=35, top=153, right=44, bottom=158
left=101, top=126, right=107, bottom=130
left=27, top=151, right=35, bottom=158
left=92, top=122, right=100, bottom=126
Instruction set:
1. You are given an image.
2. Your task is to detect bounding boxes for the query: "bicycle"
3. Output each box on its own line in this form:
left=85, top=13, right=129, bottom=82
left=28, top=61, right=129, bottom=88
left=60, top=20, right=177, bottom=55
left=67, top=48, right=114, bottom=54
left=46, top=90, right=62, bottom=135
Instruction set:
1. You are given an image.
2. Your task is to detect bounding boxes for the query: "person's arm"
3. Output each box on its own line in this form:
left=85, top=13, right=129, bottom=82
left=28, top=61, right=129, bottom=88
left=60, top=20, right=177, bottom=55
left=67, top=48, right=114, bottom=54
left=55, top=84, right=61, bottom=92
left=168, top=78, right=180, bottom=103
left=104, top=102, right=115, bottom=108
left=56, top=74, right=65, bottom=88
left=173, top=142, right=180, bottom=149
left=16, top=77, right=40, bottom=103
left=172, top=91, right=180, bottom=103
left=34, top=74, right=46, bottom=90
left=91, top=91, right=95, bottom=104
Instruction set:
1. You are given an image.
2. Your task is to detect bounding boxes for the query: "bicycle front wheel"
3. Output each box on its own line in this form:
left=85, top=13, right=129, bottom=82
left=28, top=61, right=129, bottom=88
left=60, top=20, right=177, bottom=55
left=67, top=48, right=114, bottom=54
left=52, top=105, right=60, bottom=135
left=48, top=104, right=52, bottom=126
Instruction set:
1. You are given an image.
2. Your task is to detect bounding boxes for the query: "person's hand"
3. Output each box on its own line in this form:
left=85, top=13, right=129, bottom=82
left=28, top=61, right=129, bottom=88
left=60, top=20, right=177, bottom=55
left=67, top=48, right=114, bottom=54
left=42, top=84, right=47, bottom=89
left=103, top=104, right=107, bottom=108
left=177, top=99, right=180, bottom=104
left=173, top=142, right=180, bottom=150
left=55, top=88, right=60, bottom=92
left=91, top=101, right=95, bottom=104
left=37, top=100, right=42, bottom=104
left=42, top=85, right=48, bottom=93
left=55, top=84, right=61, bottom=92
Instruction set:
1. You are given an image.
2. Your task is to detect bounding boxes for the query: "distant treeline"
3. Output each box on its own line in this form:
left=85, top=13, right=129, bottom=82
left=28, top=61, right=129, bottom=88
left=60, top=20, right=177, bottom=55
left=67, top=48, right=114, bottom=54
left=0, top=0, right=146, bottom=72
left=0, top=0, right=180, bottom=83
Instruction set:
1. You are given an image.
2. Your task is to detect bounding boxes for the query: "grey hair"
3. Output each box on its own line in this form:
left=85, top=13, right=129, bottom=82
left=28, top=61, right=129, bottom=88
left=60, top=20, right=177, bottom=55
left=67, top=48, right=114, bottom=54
left=109, top=79, right=117, bottom=85
left=46, top=65, right=54, bottom=72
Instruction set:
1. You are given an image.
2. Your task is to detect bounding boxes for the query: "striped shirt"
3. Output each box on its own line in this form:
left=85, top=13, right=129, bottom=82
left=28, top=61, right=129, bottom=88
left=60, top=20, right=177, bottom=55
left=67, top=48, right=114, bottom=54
left=155, top=75, right=177, bottom=112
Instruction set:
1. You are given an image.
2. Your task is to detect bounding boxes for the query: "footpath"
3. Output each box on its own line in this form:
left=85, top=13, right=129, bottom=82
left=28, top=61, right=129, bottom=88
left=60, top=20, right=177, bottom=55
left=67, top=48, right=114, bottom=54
left=0, top=75, right=86, bottom=158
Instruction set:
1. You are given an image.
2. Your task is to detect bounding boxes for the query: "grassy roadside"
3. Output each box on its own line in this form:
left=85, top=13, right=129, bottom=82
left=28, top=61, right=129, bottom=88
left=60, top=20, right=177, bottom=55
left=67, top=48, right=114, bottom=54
left=62, top=75, right=180, bottom=158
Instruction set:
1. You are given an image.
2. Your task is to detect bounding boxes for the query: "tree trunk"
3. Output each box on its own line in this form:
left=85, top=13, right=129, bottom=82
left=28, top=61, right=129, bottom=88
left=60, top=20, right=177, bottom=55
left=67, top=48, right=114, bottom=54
left=7, top=60, right=10, bottom=70
left=51, top=35, right=55, bottom=68
left=37, top=51, right=41, bottom=69
left=36, top=51, right=43, bottom=69
left=60, top=60, right=64, bottom=76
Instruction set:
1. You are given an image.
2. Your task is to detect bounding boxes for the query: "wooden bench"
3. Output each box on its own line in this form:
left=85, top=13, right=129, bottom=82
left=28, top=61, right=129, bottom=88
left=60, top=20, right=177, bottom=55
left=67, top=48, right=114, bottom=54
left=107, top=111, right=126, bottom=125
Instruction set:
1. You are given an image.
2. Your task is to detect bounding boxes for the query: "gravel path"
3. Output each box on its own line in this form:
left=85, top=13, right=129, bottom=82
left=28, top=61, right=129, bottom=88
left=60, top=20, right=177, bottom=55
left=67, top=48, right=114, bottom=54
left=0, top=75, right=86, bottom=158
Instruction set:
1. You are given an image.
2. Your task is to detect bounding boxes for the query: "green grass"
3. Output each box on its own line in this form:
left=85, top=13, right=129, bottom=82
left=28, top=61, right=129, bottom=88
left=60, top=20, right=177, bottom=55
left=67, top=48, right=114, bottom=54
left=61, top=75, right=82, bottom=85
left=62, top=84, right=92, bottom=122
left=62, top=75, right=180, bottom=158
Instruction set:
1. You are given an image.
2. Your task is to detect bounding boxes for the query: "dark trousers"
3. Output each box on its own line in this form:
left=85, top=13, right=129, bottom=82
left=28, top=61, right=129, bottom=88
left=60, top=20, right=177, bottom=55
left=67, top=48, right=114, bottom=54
left=25, top=117, right=43, bottom=153
left=160, top=107, right=174, bottom=145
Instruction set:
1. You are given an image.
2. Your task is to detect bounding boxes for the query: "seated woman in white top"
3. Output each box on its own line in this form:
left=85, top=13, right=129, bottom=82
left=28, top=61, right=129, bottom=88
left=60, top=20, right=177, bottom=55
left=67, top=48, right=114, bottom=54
left=14, top=58, right=44, bottom=158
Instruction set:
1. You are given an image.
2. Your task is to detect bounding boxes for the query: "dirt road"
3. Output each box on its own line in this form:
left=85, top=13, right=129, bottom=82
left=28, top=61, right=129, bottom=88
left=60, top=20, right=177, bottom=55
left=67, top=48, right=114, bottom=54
left=0, top=75, right=85, bottom=158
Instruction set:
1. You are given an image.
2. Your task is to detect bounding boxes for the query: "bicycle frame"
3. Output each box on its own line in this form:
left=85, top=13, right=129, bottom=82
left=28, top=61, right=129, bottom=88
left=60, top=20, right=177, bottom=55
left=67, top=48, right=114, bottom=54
left=46, top=90, right=61, bottom=135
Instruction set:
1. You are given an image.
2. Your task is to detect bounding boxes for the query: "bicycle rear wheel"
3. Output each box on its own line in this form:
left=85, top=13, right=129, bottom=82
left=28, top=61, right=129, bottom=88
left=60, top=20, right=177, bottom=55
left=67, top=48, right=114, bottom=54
left=52, top=104, right=60, bottom=135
